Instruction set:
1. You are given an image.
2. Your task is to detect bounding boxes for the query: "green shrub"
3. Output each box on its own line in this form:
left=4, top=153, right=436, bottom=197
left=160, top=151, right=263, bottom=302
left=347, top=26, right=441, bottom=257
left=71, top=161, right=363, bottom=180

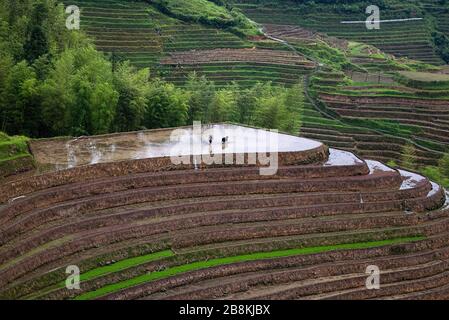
left=387, top=160, right=398, bottom=168
left=0, top=134, right=30, bottom=159
left=151, top=0, right=259, bottom=36
left=438, top=154, right=449, bottom=178
left=0, top=131, right=34, bottom=177
left=401, top=143, right=417, bottom=170
left=432, top=31, right=449, bottom=63
left=422, top=164, right=449, bottom=188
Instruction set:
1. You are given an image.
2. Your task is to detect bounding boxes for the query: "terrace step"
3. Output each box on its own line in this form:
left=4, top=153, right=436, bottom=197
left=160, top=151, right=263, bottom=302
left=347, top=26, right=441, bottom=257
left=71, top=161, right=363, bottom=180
left=4, top=190, right=431, bottom=265
left=1, top=163, right=433, bottom=261
left=0, top=159, right=406, bottom=242
left=0, top=149, right=367, bottom=222
left=380, top=282, right=449, bottom=300
left=6, top=208, right=444, bottom=300
left=304, top=262, right=449, bottom=300
left=144, top=250, right=449, bottom=300
left=94, top=231, right=449, bottom=300
left=250, top=261, right=449, bottom=300
left=0, top=182, right=444, bottom=290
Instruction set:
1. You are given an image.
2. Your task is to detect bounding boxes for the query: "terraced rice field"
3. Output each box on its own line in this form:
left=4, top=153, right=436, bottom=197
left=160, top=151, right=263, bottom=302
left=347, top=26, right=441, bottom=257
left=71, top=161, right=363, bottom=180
left=247, top=32, right=447, bottom=167
left=246, top=16, right=449, bottom=168
left=71, top=0, right=251, bottom=70
left=71, top=0, right=163, bottom=68
left=310, top=69, right=449, bottom=157
left=299, top=101, right=443, bottom=167
left=234, top=2, right=444, bottom=65
left=2, top=0, right=449, bottom=302
left=319, top=94, right=449, bottom=143
left=160, top=48, right=315, bottom=87
left=0, top=126, right=448, bottom=300
left=420, top=1, right=449, bottom=37
left=435, top=13, right=449, bottom=36
left=71, top=0, right=313, bottom=86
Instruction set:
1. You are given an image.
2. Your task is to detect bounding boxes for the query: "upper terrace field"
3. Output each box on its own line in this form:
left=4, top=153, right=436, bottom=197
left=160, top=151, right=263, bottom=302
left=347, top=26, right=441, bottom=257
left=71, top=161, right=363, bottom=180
left=232, top=0, right=446, bottom=65
left=70, top=0, right=252, bottom=69
left=397, top=71, right=449, bottom=89
left=160, top=48, right=315, bottom=87
left=29, top=124, right=326, bottom=171
left=68, top=0, right=317, bottom=87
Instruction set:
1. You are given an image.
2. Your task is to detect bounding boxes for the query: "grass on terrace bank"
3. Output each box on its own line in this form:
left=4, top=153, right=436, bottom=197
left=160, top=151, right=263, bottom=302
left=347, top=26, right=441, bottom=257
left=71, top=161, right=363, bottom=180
left=75, top=236, right=425, bottom=300
left=399, top=71, right=449, bottom=82
left=0, top=132, right=34, bottom=178
left=79, top=250, right=174, bottom=283
left=0, top=132, right=29, bottom=159
left=26, top=250, right=174, bottom=300
left=421, top=153, right=449, bottom=188
left=152, top=0, right=260, bottom=36
left=396, top=71, right=449, bottom=90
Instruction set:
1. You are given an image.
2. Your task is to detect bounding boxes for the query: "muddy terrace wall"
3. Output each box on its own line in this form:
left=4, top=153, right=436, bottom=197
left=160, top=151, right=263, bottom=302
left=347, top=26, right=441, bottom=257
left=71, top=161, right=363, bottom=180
left=43, top=239, right=449, bottom=300
left=18, top=218, right=449, bottom=300
left=319, top=93, right=449, bottom=108
left=155, top=247, right=449, bottom=300
left=0, top=183, right=440, bottom=263
left=0, top=158, right=369, bottom=223
left=0, top=165, right=403, bottom=230
left=1, top=189, right=446, bottom=289
left=0, top=144, right=329, bottom=204
left=98, top=227, right=449, bottom=300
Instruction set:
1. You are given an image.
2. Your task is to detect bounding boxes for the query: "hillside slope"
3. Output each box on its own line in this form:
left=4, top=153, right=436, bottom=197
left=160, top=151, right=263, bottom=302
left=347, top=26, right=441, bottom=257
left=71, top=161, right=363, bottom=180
left=231, top=0, right=449, bottom=64
left=227, top=1, right=449, bottom=168
left=71, top=0, right=314, bottom=87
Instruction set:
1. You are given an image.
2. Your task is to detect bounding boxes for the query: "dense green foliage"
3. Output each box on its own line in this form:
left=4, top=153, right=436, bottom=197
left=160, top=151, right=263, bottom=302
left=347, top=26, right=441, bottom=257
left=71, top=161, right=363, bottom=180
left=401, top=143, right=418, bottom=170
left=432, top=31, right=449, bottom=63
left=0, top=131, right=34, bottom=177
left=185, top=73, right=304, bottom=133
left=0, top=132, right=29, bottom=159
left=151, top=0, right=260, bottom=36
left=422, top=154, right=449, bottom=188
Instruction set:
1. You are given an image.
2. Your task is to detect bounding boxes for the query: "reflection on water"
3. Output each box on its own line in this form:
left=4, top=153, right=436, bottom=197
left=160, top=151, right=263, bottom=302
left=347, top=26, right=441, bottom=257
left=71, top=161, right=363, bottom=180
left=88, top=141, right=102, bottom=165
left=31, top=124, right=322, bottom=171
left=66, top=140, right=77, bottom=169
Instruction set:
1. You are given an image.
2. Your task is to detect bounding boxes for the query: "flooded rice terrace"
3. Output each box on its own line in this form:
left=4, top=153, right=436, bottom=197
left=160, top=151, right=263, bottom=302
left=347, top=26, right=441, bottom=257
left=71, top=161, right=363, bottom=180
left=30, top=124, right=323, bottom=172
